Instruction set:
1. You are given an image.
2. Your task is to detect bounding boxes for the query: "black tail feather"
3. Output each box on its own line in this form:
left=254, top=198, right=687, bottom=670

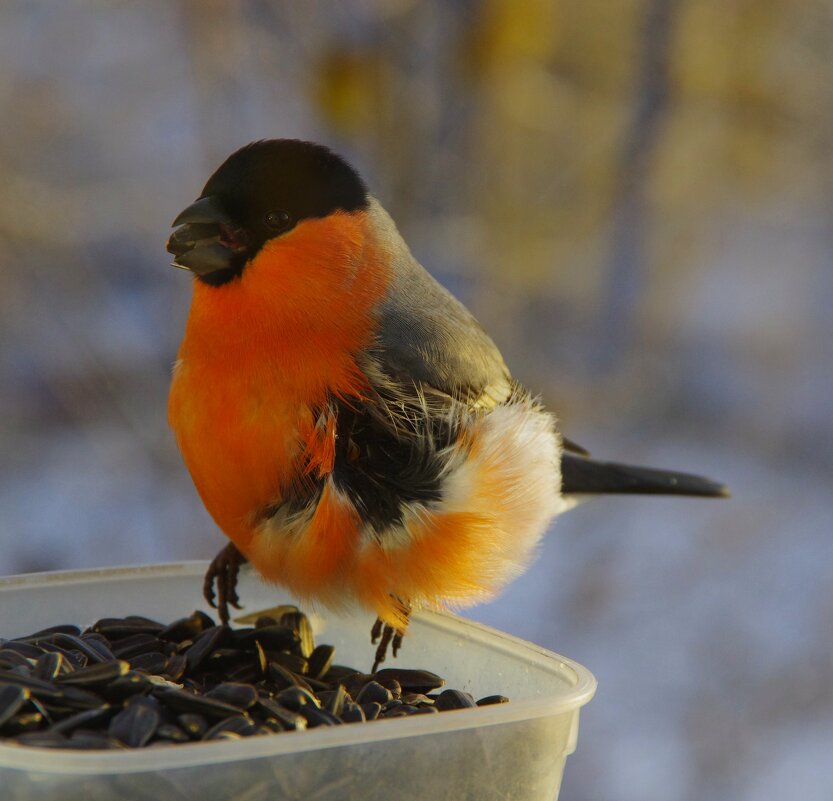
left=560, top=452, right=729, bottom=498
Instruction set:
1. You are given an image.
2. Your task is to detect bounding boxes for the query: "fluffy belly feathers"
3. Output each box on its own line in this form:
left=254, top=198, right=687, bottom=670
left=247, top=395, right=564, bottom=626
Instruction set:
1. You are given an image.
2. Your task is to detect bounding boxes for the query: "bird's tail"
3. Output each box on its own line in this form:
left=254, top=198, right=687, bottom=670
left=560, top=452, right=729, bottom=498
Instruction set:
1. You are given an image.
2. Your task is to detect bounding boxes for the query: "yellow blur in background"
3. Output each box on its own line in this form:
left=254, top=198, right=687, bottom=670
left=0, top=2, right=830, bottom=799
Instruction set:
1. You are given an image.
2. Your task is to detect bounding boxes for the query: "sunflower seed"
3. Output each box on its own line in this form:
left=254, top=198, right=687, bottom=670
left=323, top=684, right=348, bottom=717
left=49, top=706, right=113, bottom=734
left=203, top=715, right=257, bottom=740
left=108, top=700, right=160, bottom=748
left=0, top=684, right=30, bottom=728
left=355, top=681, right=392, bottom=705
left=2, top=641, right=45, bottom=659
left=476, top=694, right=510, bottom=706
left=434, top=689, right=476, bottom=710
left=0, top=650, right=34, bottom=670
left=57, top=660, right=129, bottom=687
left=206, top=682, right=258, bottom=710
left=33, top=651, right=65, bottom=681
left=130, top=652, right=168, bottom=674
left=111, top=634, right=164, bottom=659
left=360, top=701, right=382, bottom=721
left=339, top=700, right=365, bottom=723
left=274, top=686, right=319, bottom=712
left=159, top=611, right=214, bottom=643
left=20, top=624, right=81, bottom=641
left=278, top=611, right=314, bottom=658
left=307, top=644, right=335, bottom=679
left=155, top=723, right=190, bottom=743
left=239, top=625, right=298, bottom=653
left=153, top=687, right=243, bottom=719
left=1, top=607, right=508, bottom=750
left=185, top=626, right=231, bottom=672
left=176, top=713, right=208, bottom=739
left=255, top=698, right=307, bottom=732
left=299, top=706, right=341, bottom=728
left=92, top=617, right=165, bottom=638
left=373, top=668, right=445, bottom=694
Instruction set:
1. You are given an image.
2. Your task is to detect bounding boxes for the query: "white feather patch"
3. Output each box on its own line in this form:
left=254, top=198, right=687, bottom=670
left=437, top=396, right=565, bottom=596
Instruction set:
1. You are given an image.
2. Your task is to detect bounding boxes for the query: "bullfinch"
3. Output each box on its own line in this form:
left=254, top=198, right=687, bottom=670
left=167, top=139, right=727, bottom=668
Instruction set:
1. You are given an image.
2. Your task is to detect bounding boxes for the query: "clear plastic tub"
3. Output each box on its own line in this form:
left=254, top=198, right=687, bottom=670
left=0, top=563, right=596, bottom=801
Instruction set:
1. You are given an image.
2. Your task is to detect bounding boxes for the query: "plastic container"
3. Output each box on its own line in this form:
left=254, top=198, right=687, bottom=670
left=0, top=562, right=596, bottom=801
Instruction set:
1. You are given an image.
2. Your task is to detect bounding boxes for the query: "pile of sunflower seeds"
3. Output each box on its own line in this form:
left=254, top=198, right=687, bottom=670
left=0, top=607, right=508, bottom=750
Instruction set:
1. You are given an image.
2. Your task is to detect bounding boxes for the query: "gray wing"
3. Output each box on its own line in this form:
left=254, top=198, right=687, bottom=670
left=373, top=248, right=512, bottom=408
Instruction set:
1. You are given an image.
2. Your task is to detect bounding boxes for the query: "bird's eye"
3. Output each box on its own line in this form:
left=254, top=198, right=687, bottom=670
left=264, top=210, right=292, bottom=231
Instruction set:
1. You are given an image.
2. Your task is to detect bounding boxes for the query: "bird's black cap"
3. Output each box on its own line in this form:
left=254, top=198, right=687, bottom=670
left=202, top=139, right=368, bottom=224
left=168, top=139, right=368, bottom=286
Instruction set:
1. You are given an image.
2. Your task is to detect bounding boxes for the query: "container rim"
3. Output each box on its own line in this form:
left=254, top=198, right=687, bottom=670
left=0, top=562, right=597, bottom=775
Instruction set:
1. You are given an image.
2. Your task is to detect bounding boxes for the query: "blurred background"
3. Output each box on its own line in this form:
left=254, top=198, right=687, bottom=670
left=0, top=1, right=830, bottom=798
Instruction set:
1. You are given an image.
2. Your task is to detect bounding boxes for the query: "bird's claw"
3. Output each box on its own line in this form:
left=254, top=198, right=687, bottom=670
left=203, top=543, right=247, bottom=624
left=370, top=603, right=411, bottom=672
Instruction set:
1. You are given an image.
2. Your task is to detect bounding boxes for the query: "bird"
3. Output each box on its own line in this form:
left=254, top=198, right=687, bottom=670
left=166, top=139, right=727, bottom=670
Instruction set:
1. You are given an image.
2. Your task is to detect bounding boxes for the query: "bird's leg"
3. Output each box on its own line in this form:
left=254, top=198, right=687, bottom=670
left=371, top=623, right=394, bottom=673
left=370, top=600, right=411, bottom=672
left=203, top=542, right=248, bottom=624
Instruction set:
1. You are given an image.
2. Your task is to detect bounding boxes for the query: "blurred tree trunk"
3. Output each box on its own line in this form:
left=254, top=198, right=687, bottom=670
left=593, top=0, right=680, bottom=372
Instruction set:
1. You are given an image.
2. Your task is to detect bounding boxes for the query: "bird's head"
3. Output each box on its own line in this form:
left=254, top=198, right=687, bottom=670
left=167, top=139, right=369, bottom=287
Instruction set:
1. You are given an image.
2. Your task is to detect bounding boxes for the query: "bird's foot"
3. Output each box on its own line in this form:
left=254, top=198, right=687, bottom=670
left=203, top=542, right=248, bottom=625
left=370, top=603, right=411, bottom=672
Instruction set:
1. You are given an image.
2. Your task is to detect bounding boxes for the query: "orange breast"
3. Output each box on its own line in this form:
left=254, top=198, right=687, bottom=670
left=168, top=210, right=387, bottom=554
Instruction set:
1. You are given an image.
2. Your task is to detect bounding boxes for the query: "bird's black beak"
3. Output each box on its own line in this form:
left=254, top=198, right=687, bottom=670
left=167, top=196, right=248, bottom=277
